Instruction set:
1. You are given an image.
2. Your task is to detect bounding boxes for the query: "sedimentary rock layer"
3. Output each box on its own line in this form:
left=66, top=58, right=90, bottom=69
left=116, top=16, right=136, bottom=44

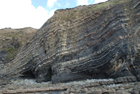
left=0, top=0, right=140, bottom=83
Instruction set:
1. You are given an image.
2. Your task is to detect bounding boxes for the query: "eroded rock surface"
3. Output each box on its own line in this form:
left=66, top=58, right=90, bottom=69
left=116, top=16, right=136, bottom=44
left=0, top=0, right=140, bottom=84
left=0, top=27, right=37, bottom=64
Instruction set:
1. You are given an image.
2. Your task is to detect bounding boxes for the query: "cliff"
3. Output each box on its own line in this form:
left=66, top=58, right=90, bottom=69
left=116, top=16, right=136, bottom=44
left=0, top=27, right=37, bottom=64
left=0, top=0, right=140, bottom=84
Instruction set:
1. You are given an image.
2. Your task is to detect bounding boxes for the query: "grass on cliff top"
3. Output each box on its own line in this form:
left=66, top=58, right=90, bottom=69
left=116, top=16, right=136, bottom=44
left=60, top=0, right=131, bottom=21
left=3, top=31, right=23, bottom=38
left=92, top=0, right=130, bottom=11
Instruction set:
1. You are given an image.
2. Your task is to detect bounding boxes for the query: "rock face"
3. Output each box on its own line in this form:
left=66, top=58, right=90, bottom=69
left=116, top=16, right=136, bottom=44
left=0, top=27, right=37, bottom=64
left=0, top=0, right=140, bottom=83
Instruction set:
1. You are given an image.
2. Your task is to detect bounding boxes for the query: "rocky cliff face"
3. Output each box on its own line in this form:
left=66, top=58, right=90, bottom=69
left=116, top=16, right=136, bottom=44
left=0, top=27, right=37, bottom=65
left=0, top=0, right=140, bottom=84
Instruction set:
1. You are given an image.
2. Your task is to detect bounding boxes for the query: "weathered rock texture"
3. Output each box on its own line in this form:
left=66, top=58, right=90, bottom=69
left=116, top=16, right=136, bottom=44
left=0, top=0, right=140, bottom=84
left=0, top=27, right=37, bottom=64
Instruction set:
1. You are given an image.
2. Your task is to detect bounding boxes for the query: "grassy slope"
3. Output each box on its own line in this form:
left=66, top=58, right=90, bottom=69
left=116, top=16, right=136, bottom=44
left=0, top=27, right=37, bottom=63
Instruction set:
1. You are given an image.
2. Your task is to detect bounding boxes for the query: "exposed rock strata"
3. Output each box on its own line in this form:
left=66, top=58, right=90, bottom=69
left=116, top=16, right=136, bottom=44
left=0, top=0, right=140, bottom=84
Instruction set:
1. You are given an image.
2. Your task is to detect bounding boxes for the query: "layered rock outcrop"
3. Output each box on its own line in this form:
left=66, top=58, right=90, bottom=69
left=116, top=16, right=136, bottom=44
left=0, top=0, right=140, bottom=84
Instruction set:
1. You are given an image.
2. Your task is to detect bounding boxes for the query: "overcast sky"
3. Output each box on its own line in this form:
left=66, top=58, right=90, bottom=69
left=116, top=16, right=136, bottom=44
left=0, top=0, right=108, bottom=29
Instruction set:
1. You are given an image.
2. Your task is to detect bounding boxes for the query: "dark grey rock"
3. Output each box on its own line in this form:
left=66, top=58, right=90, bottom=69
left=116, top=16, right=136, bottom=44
left=99, top=81, right=114, bottom=85
left=127, top=76, right=137, bottom=82
left=136, top=75, right=140, bottom=81
left=114, top=77, right=128, bottom=84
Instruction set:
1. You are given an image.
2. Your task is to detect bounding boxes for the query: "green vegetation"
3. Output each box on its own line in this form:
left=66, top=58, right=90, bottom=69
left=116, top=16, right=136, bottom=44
left=5, top=47, right=16, bottom=59
left=0, top=28, right=36, bottom=63
left=4, top=39, right=21, bottom=60
left=92, top=0, right=131, bottom=11
left=73, top=10, right=77, bottom=12
left=3, top=31, right=23, bottom=38
left=60, top=0, right=132, bottom=21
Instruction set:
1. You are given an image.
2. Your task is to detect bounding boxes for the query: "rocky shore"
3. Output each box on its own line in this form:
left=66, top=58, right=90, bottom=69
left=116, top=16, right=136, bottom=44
left=0, top=76, right=140, bottom=94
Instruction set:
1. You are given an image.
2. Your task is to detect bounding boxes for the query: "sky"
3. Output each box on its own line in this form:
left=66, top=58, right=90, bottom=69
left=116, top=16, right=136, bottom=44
left=0, top=0, right=108, bottom=29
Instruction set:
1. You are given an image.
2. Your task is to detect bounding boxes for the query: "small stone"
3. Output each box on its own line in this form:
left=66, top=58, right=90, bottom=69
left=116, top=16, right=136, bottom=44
left=133, top=86, right=138, bottom=90
left=92, top=91, right=102, bottom=94
left=91, top=82, right=100, bottom=86
left=127, top=76, right=137, bottom=82
left=130, top=90, right=139, bottom=94
left=84, top=88, right=88, bottom=92
left=60, top=92, right=65, bottom=94
left=124, top=85, right=130, bottom=89
left=116, top=91, right=131, bottom=94
left=120, top=87, right=125, bottom=90
left=114, top=86, right=119, bottom=90
left=127, top=88, right=133, bottom=92
left=70, top=88, right=76, bottom=93
left=75, top=88, right=82, bottom=93
left=137, top=85, right=140, bottom=89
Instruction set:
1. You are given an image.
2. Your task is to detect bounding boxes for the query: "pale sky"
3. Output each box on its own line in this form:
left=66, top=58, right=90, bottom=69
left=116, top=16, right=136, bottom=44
left=0, top=0, right=108, bottom=29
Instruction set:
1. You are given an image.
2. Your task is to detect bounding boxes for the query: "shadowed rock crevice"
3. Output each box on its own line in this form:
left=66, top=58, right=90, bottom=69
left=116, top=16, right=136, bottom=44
left=20, top=70, right=35, bottom=79
left=36, top=65, right=52, bottom=83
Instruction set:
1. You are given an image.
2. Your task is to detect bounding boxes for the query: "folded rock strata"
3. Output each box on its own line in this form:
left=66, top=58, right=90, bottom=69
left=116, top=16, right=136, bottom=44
left=0, top=0, right=140, bottom=83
